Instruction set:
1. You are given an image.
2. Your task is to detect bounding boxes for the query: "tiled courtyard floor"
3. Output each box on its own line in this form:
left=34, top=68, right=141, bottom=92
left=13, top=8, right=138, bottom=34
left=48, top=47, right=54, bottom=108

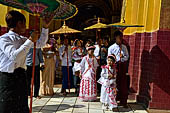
left=29, top=88, right=148, bottom=113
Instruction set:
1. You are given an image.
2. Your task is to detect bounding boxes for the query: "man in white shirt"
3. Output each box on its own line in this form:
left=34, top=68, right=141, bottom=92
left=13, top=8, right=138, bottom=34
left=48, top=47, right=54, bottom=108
left=94, top=39, right=102, bottom=61
left=108, top=30, right=129, bottom=108
left=59, top=38, right=73, bottom=95
left=0, top=10, right=52, bottom=113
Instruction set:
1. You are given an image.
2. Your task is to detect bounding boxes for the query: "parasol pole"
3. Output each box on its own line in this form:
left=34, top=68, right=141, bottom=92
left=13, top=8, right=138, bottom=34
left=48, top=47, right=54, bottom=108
left=95, top=18, right=101, bottom=41
left=67, top=45, right=70, bottom=93
left=63, top=20, right=70, bottom=93
left=30, top=43, right=36, bottom=113
left=97, top=18, right=101, bottom=40
left=30, top=15, right=38, bottom=113
left=96, top=30, right=98, bottom=41
left=119, top=44, right=122, bottom=73
left=65, top=33, right=70, bottom=93
left=98, top=29, right=101, bottom=39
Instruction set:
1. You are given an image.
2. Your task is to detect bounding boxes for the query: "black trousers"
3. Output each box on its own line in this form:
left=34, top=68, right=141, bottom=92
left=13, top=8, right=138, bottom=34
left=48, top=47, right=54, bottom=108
left=96, top=66, right=102, bottom=93
left=116, top=62, right=128, bottom=105
left=26, top=65, right=40, bottom=97
left=0, top=68, right=29, bottom=113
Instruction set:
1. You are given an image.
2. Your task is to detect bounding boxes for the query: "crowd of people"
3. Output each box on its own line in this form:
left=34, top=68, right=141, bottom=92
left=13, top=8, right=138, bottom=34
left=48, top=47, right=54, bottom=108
left=44, top=30, right=129, bottom=111
left=0, top=10, right=130, bottom=113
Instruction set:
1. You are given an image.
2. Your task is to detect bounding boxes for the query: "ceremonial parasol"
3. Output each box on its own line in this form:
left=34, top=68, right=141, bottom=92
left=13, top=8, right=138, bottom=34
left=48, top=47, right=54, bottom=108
left=0, top=0, right=78, bottom=113
left=84, top=17, right=107, bottom=40
left=50, top=21, right=81, bottom=34
left=107, top=22, right=144, bottom=31
left=84, top=17, right=107, bottom=30
left=0, top=0, right=78, bottom=20
left=50, top=21, right=81, bottom=93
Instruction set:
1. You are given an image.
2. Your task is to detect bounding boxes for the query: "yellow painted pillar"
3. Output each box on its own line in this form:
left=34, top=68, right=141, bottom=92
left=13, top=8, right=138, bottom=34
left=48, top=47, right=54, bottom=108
left=21, top=10, right=30, bottom=29
left=0, top=4, right=8, bottom=27
left=123, top=0, right=162, bottom=35
left=136, top=0, right=148, bottom=32
left=150, top=0, right=161, bottom=31
left=124, top=0, right=140, bottom=34
left=0, top=5, right=29, bottom=29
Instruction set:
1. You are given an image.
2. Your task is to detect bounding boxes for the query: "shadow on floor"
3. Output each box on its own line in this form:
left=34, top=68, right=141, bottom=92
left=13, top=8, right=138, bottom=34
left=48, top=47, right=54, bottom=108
left=40, top=92, right=78, bottom=98
left=33, top=104, right=85, bottom=112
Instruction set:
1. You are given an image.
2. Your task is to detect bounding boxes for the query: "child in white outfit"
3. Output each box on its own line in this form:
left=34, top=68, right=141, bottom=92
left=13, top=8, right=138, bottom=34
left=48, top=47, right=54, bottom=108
left=98, top=54, right=117, bottom=110
left=79, top=44, right=99, bottom=101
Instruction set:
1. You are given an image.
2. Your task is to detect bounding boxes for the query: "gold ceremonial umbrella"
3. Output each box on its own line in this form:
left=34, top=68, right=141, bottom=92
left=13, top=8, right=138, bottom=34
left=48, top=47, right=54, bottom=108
left=107, top=22, right=144, bottom=31
left=107, top=22, right=144, bottom=28
left=84, top=17, right=107, bottom=30
left=50, top=21, right=81, bottom=34
left=84, top=17, right=107, bottom=40
left=50, top=21, right=81, bottom=93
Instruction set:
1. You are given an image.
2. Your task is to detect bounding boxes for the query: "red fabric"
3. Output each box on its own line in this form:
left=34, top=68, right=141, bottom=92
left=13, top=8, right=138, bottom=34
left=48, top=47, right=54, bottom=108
left=91, top=80, right=93, bottom=95
left=81, top=79, right=84, bottom=94
left=88, top=80, right=90, bottom=96
left=72, top=47, right=77, bottom=50
left=94, top=78, right=97, bottom=94
left=85, top=80, right=87, bottom=95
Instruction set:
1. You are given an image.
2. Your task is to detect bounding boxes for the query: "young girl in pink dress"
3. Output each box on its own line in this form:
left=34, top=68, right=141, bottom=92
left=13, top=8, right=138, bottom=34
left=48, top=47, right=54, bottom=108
left=79, top=44, right=99, bottom=101
left=98, top=54, right=117, bottom=111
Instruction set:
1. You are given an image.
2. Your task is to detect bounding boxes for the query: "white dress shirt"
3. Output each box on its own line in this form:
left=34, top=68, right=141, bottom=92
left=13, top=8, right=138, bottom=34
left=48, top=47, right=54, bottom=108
left=94, top=44, right=100, bottom=59
left=108, top=43, right=129, bottom=62
left=0, top=28, right=49, bottom=73
left=59, top=45, right=72, bottom=66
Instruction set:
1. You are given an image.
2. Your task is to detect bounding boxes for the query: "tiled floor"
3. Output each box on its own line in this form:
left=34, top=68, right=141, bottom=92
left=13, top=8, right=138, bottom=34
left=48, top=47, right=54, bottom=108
left=29, top=88, right=148, bottom=113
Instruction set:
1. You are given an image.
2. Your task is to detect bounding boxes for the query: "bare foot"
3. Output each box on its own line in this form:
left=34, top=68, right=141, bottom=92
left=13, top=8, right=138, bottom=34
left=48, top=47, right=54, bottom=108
left=36, top=96, right=42, bottom=99
left=63, top=91, right=67, bottom=96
